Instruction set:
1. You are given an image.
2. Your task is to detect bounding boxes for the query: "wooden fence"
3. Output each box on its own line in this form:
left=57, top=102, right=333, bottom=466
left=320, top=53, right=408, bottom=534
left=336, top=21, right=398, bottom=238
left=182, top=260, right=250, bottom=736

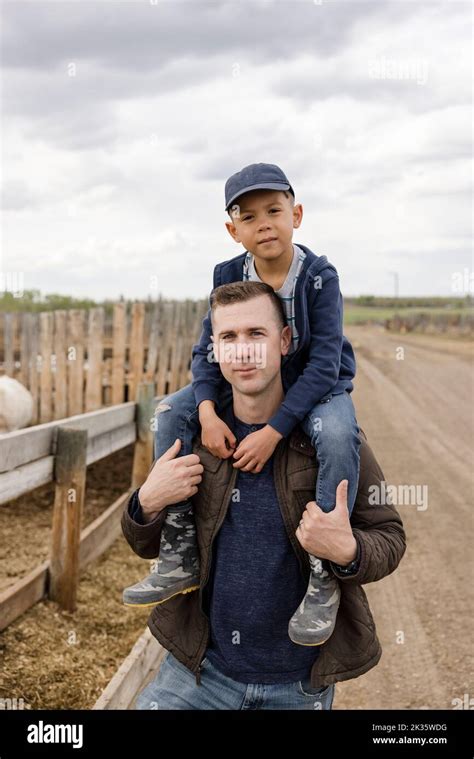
left=0, top=383, right=160, bottom=632
left=0, top=298, right=208, bottom=425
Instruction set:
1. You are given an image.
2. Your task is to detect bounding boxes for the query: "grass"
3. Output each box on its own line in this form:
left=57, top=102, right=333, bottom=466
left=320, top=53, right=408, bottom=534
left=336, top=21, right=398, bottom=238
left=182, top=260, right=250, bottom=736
left=344, top=305, right=471, bottom=326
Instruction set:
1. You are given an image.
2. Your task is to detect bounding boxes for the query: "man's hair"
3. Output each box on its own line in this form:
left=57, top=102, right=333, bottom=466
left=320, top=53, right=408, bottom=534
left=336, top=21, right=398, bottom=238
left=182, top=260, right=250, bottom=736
left=210, top=281, right=287, bottom=331
left=227, top=190, right=294, bottom=219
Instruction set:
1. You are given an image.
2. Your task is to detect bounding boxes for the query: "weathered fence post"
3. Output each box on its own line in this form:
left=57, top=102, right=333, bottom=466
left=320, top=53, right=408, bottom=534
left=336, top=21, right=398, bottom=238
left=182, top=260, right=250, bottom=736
left=49, top=426, right=88, bottom=611
left=131, top=382, right=155, bottom=491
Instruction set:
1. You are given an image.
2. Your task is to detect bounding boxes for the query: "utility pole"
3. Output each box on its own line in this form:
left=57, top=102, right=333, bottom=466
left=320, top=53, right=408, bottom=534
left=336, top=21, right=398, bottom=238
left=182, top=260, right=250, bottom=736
left=389, top=271, right=399, bottom=299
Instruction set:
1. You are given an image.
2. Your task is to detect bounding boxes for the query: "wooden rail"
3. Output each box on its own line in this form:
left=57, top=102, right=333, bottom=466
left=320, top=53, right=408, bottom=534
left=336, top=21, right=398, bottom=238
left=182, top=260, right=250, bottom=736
left=0, top=383, right=161, bottom=630
left=92, top=628, right=167, bottom=710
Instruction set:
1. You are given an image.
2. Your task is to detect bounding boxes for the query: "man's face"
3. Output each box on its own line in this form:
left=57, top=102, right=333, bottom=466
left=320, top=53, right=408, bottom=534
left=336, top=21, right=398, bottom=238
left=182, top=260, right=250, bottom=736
left=211, top=295, right=291, bottom=397
left=225, top=189, right=303, bottom=259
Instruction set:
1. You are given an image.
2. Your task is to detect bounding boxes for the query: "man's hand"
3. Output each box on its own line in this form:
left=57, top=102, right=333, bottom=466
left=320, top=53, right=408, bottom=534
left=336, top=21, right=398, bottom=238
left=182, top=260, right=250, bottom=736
left=138, top=439, right=204, bottom=522
left=199, top=405, right=237, bottom=459
left=295, top=480, right=357, bottom=565
left=232, top=425, right=283, bottom=473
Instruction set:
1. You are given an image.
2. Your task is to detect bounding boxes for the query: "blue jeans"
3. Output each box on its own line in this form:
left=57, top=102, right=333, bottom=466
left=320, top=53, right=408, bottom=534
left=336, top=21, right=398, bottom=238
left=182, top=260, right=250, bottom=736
left=135, top=650, right=335, bottom=710
left=154, top=382, right=360, bottom=515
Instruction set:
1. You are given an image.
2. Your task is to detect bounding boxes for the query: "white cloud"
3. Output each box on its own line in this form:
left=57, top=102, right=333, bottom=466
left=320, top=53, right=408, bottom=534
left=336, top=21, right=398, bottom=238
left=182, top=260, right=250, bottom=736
left=1, top=0, right=471, bottom=298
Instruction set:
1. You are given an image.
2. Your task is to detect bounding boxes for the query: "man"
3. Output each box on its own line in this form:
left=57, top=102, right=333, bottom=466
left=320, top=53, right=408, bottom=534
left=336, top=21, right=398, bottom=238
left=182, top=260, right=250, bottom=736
left=121, top=281, right=406, bottom=710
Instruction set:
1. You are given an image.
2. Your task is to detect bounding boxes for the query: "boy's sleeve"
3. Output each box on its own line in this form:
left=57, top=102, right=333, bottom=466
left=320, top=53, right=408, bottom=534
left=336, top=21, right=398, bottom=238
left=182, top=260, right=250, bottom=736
left=267, top=272, right=345, bottom=438
left=191, top=266, right=226, bottom=408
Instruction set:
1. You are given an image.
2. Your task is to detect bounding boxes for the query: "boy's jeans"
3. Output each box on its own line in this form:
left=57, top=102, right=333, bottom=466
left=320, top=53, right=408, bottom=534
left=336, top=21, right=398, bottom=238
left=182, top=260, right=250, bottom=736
left=154, top=382, right=361, bottom=515
left=135, top=650, right=335, bottom=710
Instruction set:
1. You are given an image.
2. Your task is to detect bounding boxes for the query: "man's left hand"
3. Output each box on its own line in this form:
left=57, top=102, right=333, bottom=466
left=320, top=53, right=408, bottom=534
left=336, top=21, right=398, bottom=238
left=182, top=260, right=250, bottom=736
left=232, top=425, right=283, bottom=472
left=295, top=480, right=358, bottom=566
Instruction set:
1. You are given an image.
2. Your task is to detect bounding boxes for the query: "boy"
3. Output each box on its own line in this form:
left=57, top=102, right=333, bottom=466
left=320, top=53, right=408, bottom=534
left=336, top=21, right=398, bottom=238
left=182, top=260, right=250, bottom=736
left=123, top=163, right=361, bottom=647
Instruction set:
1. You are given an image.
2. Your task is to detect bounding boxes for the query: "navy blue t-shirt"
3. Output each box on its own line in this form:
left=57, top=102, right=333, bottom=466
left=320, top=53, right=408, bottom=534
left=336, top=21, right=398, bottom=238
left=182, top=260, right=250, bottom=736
left=203, top=415, right=319, bottom=684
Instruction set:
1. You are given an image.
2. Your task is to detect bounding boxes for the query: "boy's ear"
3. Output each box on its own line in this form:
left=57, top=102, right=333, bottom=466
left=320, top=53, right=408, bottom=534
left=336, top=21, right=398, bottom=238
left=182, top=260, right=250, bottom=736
left=292, top=203, right=303, bottom=229
left=225, top=220, right=241, bottom=243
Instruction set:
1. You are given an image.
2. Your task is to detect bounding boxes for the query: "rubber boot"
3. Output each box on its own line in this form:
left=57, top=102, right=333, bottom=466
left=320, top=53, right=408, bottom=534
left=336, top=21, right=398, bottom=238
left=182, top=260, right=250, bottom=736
left=123, top=503, right=200, bottom=607
left=288, top=555, right=341, bottom=646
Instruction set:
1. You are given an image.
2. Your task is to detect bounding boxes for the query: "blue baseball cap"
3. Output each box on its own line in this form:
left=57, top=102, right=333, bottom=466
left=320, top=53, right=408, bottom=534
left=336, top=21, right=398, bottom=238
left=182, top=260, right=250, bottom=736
left=225, top=162, right=295, bottom=213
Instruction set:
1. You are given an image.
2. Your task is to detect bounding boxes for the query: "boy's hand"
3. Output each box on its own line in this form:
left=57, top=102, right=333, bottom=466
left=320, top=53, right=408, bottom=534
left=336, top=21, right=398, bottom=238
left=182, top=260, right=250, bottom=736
left=232, top=425, right=283, bottom=473
left=200, top=414, right=237, bottom=459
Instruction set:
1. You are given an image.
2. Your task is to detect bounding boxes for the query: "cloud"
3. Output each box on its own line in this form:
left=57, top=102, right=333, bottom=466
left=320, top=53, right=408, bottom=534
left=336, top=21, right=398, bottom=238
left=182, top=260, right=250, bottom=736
left=1, top=0, right=471, bottom=298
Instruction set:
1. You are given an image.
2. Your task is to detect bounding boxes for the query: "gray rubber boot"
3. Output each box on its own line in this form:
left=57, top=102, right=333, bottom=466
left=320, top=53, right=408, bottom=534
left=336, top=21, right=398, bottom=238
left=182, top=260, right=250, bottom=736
left=288, top=555, right=341, bottom=646
left=123, top=503, right=200, bottom=607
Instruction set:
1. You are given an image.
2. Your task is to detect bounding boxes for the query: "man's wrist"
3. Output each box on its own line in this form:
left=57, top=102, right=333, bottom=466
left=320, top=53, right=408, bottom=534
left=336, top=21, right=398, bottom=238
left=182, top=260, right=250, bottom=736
left=333, top=536, right=358, bottom=567
left=138, top=484, right=166, bottom=520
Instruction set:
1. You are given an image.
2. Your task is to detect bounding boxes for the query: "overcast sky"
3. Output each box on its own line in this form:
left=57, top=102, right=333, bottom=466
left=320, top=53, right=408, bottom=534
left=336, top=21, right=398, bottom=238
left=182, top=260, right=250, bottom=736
left=1, top=0, right=472, bottom=300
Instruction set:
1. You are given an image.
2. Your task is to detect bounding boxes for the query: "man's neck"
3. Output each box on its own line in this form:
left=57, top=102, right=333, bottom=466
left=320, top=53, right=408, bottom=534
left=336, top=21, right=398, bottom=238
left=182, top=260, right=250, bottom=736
left=231, top=376, right=285, bottom=425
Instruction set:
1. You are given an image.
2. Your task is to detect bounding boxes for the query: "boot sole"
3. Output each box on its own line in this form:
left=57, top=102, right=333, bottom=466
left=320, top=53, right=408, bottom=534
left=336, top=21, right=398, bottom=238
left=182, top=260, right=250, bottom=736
left=123, top=583, right=200, bottom=608
left=288, top=638, right=327, bottom=647
left=288, top=631, right=331, bottom=647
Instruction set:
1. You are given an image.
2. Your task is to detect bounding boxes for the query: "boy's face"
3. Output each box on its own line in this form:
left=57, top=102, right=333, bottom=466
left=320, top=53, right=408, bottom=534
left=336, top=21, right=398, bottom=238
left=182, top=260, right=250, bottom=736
left=225, top=189, right=303, bottom=260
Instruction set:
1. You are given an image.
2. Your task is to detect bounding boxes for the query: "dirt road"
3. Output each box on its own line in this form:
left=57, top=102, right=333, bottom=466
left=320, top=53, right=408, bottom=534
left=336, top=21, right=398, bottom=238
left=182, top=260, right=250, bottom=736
left=334, top=326, right=473, bottom=710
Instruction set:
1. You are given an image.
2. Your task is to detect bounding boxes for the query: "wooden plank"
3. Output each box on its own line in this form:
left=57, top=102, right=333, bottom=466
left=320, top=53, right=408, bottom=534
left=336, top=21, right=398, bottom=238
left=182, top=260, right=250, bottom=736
left=0, top=561, right=49, bottom=632
left=144, top=301, right=159, bottom=384
left=86, top=422, right=136, bottom=466
left=0, top=402, right=136, bottom=474
left=39, top=312, right=53, bottom=423
left=49, top=427, right=88, bottom=611
left=180, top=299, right=190, bottom=387
left=172, top=306, right=186, bottom=392
left=156, top=301, right=172, bottom=396
left=176, top=301, right=187, bottom=389
left=67, top=309, right=85, bottom=416
left=54, top=310, right=67, bottom=420
left=3, top=312, right=14, bottom=376
left=131, top=383, right=154, bottom=490
left=111, top=303, right=126, bottom=405
left=19, top=312, right=29, bottom=386
left=85, top=307, right=104, bottom=412
left=167, top=301, right=180, bottom=392
left=0, top=422, right=136, bottom=505
left=181, top=298, right=195, bottom=386
left=92, top=628, right=166, bottom=710
left=19, top=311, right=39, bottom=425
left=0, top=426, right=136, bottom=503
left=129, top=303, right=145, bottom=402
left=0, top=456, right=54, bottom=505
left=28, top=313, right=39, bottom=425
left=103, top=357, right=112, bottom=405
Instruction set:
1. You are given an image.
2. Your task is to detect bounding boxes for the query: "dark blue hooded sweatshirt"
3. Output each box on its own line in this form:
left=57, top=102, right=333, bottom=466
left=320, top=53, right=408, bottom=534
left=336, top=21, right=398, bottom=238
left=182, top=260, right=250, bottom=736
left=191, top=244, right=356, bottom=438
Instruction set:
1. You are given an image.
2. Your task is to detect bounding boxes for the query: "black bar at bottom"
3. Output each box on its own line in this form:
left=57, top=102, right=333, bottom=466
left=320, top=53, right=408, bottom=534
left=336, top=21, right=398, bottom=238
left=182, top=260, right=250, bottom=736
left=0, top=709, right=472, bottom=757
